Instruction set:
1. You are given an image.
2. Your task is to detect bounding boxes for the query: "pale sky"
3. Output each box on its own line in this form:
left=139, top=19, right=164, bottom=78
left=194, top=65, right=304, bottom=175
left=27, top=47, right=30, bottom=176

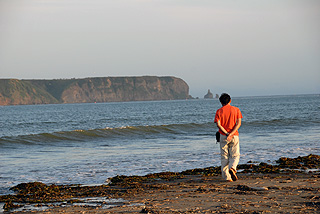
left=0, top=0, right=319, bottom=97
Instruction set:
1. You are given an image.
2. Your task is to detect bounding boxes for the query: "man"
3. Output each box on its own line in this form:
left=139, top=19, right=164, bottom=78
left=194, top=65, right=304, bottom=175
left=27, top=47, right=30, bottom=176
left=214, top=93, right=242, bottom=182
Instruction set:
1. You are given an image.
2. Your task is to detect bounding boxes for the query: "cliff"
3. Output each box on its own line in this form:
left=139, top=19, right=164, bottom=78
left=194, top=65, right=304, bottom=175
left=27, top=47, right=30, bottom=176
left=0, top=76, right=190, bottom=106
left=0, top=79, right=59, bottom=105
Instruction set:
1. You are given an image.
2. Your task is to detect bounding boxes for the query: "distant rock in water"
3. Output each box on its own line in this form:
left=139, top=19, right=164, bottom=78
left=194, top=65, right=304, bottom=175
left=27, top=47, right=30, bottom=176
left=204, top=89, right=213, bottom=99
left=0, top=76, right=190, bottom=106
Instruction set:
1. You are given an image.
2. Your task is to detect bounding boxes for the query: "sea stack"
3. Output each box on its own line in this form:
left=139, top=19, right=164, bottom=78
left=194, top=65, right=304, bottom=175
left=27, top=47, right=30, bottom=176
left=204, top=89, right=213, bottom=99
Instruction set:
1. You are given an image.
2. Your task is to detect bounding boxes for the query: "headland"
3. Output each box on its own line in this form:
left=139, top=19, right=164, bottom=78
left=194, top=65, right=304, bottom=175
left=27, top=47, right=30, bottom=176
left=0, top=76, right=190, bottom=106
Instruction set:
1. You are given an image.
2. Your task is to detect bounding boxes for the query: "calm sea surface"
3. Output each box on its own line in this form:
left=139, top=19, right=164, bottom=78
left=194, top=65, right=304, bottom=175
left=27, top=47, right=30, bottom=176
left=0, top=94, right=319, bottom=195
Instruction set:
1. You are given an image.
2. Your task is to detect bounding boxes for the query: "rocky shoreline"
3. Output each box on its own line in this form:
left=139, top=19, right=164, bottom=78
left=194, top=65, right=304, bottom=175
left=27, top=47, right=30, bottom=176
left=1, top=154, right=319, bottom=213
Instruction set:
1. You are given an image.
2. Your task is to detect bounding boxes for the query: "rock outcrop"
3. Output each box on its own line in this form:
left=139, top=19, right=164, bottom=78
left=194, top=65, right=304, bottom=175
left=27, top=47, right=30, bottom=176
left=0, top=76, right=190, bottom=106
left=204, top=89, right=213, bottom=99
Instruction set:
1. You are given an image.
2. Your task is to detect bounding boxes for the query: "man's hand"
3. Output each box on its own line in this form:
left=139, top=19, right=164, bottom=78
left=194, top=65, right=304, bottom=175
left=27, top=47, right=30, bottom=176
left=227, top=134, right=233, bottom=142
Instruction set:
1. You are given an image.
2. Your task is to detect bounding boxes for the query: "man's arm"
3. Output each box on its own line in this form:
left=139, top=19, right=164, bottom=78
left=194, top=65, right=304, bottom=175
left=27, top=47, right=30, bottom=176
left=228, top=118, right=241, bottom=141
left=216, top=120, right=228, bottom=135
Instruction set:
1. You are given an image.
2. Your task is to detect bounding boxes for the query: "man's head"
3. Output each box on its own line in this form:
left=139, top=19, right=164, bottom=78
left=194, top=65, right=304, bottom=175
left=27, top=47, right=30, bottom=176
left=219, top=93, right=231, bottom=106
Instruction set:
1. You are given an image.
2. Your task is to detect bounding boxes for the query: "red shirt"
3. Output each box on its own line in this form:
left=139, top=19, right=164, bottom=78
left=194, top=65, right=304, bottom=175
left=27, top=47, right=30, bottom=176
left=214, top=104, right=243, bottom=136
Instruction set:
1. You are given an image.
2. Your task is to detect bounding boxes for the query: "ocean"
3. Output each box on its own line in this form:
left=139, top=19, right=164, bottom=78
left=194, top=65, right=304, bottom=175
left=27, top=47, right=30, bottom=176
left=0, top=94, right=319, bottom=195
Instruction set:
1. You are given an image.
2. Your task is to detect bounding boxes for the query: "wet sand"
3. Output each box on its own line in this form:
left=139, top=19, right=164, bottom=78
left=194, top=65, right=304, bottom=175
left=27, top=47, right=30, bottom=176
left=2, top=155, right=320, bottom=213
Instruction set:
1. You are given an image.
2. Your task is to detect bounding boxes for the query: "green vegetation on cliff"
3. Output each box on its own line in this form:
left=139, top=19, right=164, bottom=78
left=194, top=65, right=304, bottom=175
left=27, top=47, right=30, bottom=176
left=0, top=76, right=190, bottom=106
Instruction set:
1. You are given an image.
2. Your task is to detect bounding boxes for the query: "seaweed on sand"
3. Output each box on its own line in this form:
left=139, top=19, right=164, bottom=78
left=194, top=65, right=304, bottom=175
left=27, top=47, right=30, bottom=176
left=238, top=154, right=320, bottom=173
left=1, top=154, right=319, bottom=211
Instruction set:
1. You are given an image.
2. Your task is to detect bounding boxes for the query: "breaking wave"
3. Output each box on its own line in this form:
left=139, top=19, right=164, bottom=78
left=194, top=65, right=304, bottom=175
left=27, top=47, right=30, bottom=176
left=0, top=116, right=316, bottom=145
left=0, top=123, right=212, bottom=145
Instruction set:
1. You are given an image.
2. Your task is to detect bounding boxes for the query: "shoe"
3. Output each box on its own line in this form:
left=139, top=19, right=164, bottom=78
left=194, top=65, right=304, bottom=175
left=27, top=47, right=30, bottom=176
left=229, top=168, right=238, bottom=181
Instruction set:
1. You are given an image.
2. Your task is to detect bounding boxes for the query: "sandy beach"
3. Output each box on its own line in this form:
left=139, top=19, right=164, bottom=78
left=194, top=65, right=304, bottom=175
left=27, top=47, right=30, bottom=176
left=1, top=155, right=319, bottom=213
left=37, top=173, right=319, bottom=214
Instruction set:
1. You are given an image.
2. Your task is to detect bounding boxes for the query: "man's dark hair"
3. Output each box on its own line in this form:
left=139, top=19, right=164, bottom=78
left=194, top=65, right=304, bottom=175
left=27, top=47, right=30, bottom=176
left=219, top=93, right=231, bottom=105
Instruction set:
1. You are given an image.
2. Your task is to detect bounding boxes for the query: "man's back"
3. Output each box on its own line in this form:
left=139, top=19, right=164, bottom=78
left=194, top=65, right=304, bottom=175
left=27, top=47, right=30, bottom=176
left=215, top=104, right=242, bottom=136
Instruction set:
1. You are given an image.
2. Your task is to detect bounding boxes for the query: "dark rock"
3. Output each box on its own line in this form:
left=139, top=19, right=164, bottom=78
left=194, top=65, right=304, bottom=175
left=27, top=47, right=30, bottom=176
left=141, top=207, right=156, bottom=213
left=204, top=89, right=213, bottom=99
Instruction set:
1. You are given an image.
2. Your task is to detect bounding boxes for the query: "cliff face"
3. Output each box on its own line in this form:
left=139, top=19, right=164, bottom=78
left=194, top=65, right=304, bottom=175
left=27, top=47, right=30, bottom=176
left=0, top=79, right=59, bottom=105
left=0, top=76, right=190, bottom=106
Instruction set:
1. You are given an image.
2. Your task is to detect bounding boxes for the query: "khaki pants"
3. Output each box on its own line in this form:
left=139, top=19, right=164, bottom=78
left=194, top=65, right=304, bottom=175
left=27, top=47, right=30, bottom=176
left=219, top=135, right=240, bottom=181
